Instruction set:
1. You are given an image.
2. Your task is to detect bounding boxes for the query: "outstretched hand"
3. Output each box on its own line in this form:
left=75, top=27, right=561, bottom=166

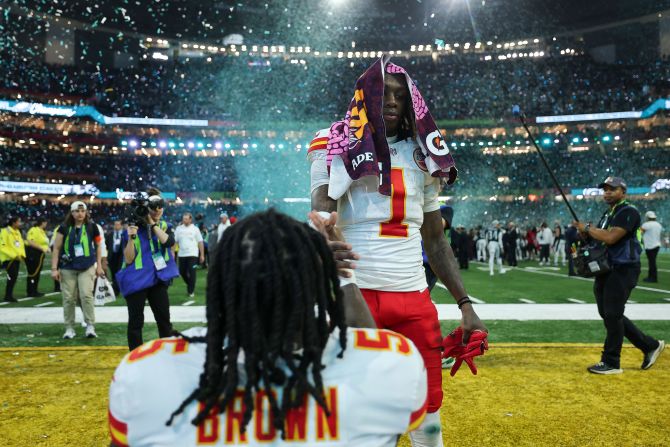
left=308, top=210, right=360, bottom=277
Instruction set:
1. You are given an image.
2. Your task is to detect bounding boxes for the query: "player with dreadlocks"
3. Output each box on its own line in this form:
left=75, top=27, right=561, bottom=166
left=109, top=209, right=429, bottom=446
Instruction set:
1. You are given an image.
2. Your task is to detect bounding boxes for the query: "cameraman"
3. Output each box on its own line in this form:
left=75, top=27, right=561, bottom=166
left=574, top=177, right=664, bottom=374
left=116, top=188, right=178, bottom=350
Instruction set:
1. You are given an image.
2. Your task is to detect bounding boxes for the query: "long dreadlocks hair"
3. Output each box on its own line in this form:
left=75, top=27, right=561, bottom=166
left=166, top=209, right=348, bottom=438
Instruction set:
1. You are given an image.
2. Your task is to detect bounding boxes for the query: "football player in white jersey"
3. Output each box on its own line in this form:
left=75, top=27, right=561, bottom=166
left=109, top=210, right=429, bottom=447
left=310, top=67, right=486, bottom=447
left=486, top=220, right=506, bottom=276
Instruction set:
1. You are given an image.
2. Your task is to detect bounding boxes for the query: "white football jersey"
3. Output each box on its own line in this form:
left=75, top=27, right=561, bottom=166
left=109, top=327, right=427, bottom=447
left=309, top=131, right=441, bottom=291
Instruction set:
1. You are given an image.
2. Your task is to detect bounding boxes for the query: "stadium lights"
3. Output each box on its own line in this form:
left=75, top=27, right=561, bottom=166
left=129, top=140, right=138, bottom=148
left=187, top=142, right=195, bottom=148
left=214, top=142, right=222, bottom=149
left=159, top=141, right=167, bottom=148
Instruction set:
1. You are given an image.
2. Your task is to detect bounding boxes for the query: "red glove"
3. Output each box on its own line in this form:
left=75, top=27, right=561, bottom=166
left=442, top=327, right=489, bottom=377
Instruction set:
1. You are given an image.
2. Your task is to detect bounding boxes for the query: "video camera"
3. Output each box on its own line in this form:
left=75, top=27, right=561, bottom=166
left=124, top=193, right=150, bottom=227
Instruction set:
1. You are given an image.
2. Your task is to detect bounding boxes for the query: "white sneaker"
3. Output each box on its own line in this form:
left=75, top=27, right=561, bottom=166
left=500, top=269, right=507, bottom=274
left=80, top=321, right=87, bottom=328
left=188, top=293, right=195, bottom=299
left=442, top=357, right=456, bottom=369
left=85, top=325, right=97, bottom=338
left=63, top=328, right=75, bottom=339
left=490, top=272, right=494, bottom=276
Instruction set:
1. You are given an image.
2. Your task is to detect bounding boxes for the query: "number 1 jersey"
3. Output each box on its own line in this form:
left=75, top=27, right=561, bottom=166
left=309, top=131, right=441, bottom=291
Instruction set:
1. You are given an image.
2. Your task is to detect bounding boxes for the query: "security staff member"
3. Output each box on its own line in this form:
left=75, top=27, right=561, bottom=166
left=574, top=177, right=664, bottom=374
left=0, top=216, right=26, bottom=302
left=116, top=189, right=178, bottom=350
left=25, top=218, right=50, bottom=297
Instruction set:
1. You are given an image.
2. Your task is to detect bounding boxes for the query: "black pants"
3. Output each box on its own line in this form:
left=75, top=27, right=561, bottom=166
left=540, top=244, right=550, bottom=262
left=25, top=247, right=44, bottom=296
left=3, top=259, right=20, bottom=300
left=506, top=244, right=517, bottom=266
left=645, top=247, right=659, bottom=281
left=594, top=264, right=658, bottom=368
left=458, top=249, right=469, bottom=269
left=125, top=282, right=172, bottom=350
left=566, top=247, right=576, bottom=275
left=108, top=251, right=123, bottom=294
left=178, top=256, right=198, bottom=294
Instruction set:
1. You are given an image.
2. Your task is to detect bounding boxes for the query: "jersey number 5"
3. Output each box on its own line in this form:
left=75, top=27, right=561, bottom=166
left=380, top=168, right=409, bottom=238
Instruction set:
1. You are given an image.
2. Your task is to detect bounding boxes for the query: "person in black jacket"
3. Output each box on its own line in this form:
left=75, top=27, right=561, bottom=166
left=574, top=177, right=664, bottom=374
left=105, top=220, right=125, bottom=294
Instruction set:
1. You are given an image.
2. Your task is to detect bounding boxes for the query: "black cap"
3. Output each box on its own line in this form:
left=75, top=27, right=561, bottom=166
left=598, top=176, right=627, bottom=191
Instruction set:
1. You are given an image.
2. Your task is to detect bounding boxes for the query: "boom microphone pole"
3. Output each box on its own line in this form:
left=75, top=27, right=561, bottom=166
left=512, top=105, right=580, bottom=222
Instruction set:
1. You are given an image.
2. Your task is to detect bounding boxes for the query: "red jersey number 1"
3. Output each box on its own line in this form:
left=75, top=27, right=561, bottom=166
left=379, top=168, right=409, bottom=238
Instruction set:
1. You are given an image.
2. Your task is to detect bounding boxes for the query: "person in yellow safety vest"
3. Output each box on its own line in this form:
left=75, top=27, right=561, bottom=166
left=0, top=216, right=26, bottom=303
left=25, top=218, right=50, bottom=298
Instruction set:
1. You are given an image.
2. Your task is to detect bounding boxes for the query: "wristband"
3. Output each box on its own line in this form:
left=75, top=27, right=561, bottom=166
left=457, top=296, right=472, bottom=309
left=338, top=269, right=357, bottom=287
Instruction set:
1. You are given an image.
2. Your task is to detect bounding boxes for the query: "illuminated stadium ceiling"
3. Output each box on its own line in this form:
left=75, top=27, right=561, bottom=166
left=6, top=0, right=670, bottom=47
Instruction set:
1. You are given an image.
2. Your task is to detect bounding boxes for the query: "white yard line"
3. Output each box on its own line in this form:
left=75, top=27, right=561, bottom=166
left=34, top=302, right=54, bottom=308
left=519, top=298, right=536, bottom=304
left=435, top=283, right=485, bottom=303
left=182, top=300, right=195, bottom=306
left=518, top=267, right=670, bottom=294
left=1, top=304, right=669, bottom=322
left=567, top=298, right=586, bottom=304
left=17, top=297, right=34, bottom=302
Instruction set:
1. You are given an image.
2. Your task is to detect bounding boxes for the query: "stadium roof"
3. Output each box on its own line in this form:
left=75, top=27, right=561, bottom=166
left=6, top=0, right=670, bottom=48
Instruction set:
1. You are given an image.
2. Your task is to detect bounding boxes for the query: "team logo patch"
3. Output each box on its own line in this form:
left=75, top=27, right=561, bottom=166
left=413, top=148, right=428, bottom=172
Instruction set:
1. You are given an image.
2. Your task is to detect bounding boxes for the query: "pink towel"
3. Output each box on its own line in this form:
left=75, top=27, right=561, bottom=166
left=326, top=56, right=457, bottom=198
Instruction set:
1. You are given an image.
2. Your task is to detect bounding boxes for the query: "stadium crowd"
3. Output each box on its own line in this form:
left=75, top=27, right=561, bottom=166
left=1, top=54, right=669, bottom=122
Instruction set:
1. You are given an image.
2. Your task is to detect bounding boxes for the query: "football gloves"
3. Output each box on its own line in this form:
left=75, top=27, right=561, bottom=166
left=442, top=326, right=489, bottom=377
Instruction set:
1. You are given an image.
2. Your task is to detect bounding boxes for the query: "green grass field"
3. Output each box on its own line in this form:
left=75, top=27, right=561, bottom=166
left=1, top=253, right=669, bottom=347
left=2, top=253, right=669, bottom=307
